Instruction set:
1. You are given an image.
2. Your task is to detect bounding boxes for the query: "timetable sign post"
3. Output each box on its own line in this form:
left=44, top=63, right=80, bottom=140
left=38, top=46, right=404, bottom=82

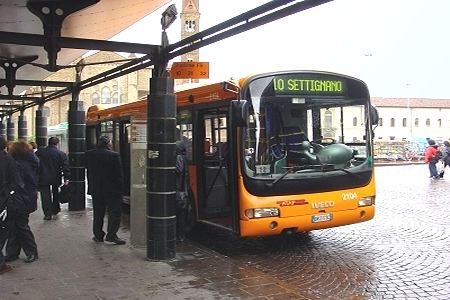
left=170, top=62, right=209, bottom=79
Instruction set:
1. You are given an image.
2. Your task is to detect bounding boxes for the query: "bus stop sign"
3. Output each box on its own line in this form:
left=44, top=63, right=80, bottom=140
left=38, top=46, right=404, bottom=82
left=170, top=62, right=209, bottom=79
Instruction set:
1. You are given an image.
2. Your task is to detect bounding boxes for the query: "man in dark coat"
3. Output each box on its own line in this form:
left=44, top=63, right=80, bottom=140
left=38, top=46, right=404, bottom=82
left=0, top=137, right=22, bottom=274
left=85, top=135, right=125, bottom=245
left=36, top=137, right=70, bottom=220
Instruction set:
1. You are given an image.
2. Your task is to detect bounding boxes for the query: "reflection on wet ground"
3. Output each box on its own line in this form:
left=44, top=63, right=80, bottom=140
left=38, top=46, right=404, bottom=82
left=185, top=225, right=374, bottom=299
left=179, top=165, right=450, bottom=299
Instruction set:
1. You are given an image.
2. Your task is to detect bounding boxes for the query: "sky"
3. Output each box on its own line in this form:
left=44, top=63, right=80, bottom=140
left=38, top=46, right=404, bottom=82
left=111, top=0, right=450, bottom=99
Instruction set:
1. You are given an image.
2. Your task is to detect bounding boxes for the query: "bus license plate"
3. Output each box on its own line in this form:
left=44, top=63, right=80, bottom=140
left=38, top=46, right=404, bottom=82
left=311, top=213, right=332, bottom=223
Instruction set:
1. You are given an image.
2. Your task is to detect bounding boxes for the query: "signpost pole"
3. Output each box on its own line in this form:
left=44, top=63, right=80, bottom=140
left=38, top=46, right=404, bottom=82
left=146, top=5, right=177, bottom=260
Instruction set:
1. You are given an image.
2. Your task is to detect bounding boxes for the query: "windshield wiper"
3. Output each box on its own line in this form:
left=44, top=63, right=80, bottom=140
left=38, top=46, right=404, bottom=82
left=265, top=164, right=361, bottom=188
left=316, top=163, right=363, bottom=179
left=265, top=165, right=325, bottom=188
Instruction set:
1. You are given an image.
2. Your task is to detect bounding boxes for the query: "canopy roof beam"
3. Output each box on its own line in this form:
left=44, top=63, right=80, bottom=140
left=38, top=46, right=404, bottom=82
left=26, top=0, right=100, bottom=71
left=0, top=31, right=159, bottom=63
left=0, top=0, right=335, bottom=117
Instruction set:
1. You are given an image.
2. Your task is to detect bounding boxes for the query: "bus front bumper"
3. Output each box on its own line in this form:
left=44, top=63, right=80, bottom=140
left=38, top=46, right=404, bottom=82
left=239, top=206, right=375, bottom=237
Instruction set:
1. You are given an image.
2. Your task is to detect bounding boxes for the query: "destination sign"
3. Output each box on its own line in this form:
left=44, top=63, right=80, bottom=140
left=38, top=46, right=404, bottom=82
left=272, top=75, right=346, bottom=96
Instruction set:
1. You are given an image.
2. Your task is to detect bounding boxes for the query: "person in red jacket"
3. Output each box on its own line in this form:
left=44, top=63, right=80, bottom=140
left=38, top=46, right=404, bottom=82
left=424, top=139, right=440, bottom=179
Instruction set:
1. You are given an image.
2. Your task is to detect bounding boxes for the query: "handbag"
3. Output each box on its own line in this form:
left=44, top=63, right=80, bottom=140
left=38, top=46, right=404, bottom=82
left=0, top=186, right=28, bottom=217
left=58, top=184, right=73, bottom=204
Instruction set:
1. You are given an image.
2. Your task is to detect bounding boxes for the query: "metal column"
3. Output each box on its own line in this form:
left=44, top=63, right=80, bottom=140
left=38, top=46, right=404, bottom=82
left=35, top=105, right=47, bottom=148
left=7, top=117, right=15, bottom=141
left=18, top=112, right=28, bottom=140
left=68, top=65, right=86, bottom=211
left=146, top=5, right=178, bottom=261
left=0, top=119, right=5, bottom=140
left=146, top=71, right=177, bottom=260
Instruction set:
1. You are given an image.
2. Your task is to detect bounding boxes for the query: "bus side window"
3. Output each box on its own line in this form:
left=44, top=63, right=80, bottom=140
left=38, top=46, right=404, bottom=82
left=204, top=138, right=211, bottom=153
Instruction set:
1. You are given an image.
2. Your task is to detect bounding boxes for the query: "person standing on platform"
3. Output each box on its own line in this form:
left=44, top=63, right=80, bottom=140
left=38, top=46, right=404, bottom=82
left=175, top=140, right=189, bottom=242
left=85, top=135, right=125, bottom=245
left=5, top=140, right=39, bottom=263
left=36, top=137, right=70, bottom=220
left=0, top=138, right=22, bottom=274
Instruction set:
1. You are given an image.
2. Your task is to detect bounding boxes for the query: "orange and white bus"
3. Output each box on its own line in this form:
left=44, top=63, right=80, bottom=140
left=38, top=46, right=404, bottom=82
left=86, top=70, right=378, bottom=237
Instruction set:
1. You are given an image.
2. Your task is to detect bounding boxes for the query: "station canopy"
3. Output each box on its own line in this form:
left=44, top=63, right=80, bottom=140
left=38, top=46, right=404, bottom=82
left=0, top=0, right=333, bottom=117
left=0, top=0, right=170, bottom=116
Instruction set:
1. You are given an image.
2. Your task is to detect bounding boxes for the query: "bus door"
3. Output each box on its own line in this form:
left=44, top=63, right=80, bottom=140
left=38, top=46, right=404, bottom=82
left=119, top=120, right=131, bottom=204
left=197, top=107, right=237, bottom=231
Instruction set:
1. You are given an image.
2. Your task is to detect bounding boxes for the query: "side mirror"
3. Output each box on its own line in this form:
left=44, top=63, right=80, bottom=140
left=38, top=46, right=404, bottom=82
left=230, top=100, right=248, bottom=127
left=370, top=105, right=379, bottom=126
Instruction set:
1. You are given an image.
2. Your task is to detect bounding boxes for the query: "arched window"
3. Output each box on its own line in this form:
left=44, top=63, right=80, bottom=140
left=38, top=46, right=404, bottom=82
left=379, top=118, right=383, bottom=126
left=438, top=119, right=442, bottom=127
left=390, top=118, right=395, bottom=127
left=414, top=118, right=419, bottom=127
left=112, top=92, right=119, bottom=104
left=402, top=118, right=407, bottom=127
left=91, top=92, right=100, bottom=105
left=352, top=117, right=357, bottom=126
left=426, top=118, right=430, bottom=127
left=101, top=87, right=111, bottom=104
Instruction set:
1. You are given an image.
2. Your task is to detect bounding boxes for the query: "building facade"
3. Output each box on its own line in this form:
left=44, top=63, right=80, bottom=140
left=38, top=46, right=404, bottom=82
left=21, top=51, right=151, bottom=139
left=372, top=97, right=450, bottom=143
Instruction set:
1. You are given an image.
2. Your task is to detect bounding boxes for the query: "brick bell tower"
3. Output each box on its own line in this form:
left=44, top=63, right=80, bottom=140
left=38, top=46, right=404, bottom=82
left=180, top=0, right=200, bottom=84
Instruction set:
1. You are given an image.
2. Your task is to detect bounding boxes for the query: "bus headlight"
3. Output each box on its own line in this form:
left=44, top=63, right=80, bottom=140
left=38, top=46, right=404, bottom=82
left=358, top=196, right=375, bottom=207
left=245, top=208, right=280, bottom=219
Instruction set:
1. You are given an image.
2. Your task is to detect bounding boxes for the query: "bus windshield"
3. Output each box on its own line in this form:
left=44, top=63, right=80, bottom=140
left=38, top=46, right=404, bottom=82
left=242, top=72, right=372, bottom=179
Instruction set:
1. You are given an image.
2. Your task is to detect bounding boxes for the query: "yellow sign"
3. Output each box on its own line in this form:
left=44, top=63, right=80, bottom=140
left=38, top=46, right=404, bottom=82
left=170, top=62, right=209, bottom=79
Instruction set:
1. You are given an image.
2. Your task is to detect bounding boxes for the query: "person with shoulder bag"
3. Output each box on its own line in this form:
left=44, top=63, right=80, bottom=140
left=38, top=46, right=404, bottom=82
left=5, top=140, right=39, bottom=263
left=0, top=138, right=26, bottom=274
left=36, top=137, right=70, bottom=220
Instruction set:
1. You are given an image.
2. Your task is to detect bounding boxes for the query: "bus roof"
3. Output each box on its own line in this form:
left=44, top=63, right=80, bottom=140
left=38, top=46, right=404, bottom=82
left=86, top=81, right=240, bottom=123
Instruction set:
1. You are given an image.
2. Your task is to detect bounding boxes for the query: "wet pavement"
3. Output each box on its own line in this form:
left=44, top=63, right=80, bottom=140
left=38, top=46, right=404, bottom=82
left=1, top=164, right=450, bottom=299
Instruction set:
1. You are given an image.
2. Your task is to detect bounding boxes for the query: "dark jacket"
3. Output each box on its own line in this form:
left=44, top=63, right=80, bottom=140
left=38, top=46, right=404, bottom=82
left=0, top=150, right=21, bottom=200
left=85, top=148, right=123, bottom=197
left=175, top=141, right=189, bottom=208
left=15, top=152, right=39, bottom=213
left=36, top=145, right=70, bottom=185
left=0, top=150, right=25, bottom=214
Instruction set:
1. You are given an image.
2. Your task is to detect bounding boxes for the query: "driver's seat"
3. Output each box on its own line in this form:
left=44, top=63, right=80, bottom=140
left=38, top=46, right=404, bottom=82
left=297, top=141, right=319, bottom=164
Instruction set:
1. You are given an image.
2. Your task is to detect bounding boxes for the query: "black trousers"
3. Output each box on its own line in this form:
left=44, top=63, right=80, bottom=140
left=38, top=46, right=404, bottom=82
left=6, top=213, right=38, bottom=257
left=92, top=193, right=122, bottom=240
left=176, top=207, right=186, bottom=241
left=39, top=185, right=60, bottom=217
left=0, top=218, right=12, bottom=265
